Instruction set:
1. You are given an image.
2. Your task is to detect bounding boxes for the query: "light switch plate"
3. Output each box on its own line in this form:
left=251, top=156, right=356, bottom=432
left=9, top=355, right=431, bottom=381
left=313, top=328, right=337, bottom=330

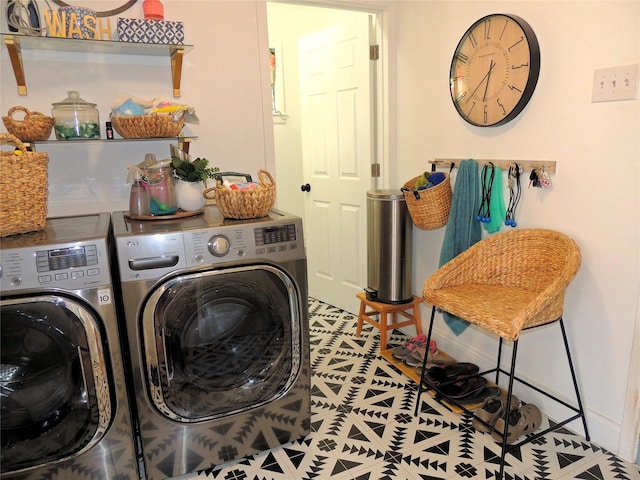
left=592, top=64, right=639, bottom=102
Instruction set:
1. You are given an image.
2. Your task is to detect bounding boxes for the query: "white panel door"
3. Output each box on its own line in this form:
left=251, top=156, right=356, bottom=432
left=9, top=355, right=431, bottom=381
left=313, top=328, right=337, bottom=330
left=298, top=19, right=372, bottom=313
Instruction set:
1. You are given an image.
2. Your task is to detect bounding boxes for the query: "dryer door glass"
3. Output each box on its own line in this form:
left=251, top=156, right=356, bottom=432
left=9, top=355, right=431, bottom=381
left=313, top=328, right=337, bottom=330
left=143, top=265, right=302, bottom=422
left=0, top=297, right=113, bottom=474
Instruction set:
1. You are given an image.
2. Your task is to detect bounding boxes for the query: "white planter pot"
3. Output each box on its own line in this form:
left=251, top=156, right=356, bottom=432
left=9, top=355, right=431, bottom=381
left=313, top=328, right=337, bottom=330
left=176, top=180, right=206, bottom=211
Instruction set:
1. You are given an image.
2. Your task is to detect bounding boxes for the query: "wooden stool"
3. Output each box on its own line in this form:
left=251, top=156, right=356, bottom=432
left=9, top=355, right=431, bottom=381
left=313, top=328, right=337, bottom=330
left=355, top=292, right=423, bottom=351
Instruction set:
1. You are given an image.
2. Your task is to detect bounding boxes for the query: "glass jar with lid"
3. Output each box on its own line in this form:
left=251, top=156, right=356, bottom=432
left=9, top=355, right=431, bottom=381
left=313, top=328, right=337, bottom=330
left=51, top=91, right=100, bottom=140
left=142, top=158, right=178, bottom=215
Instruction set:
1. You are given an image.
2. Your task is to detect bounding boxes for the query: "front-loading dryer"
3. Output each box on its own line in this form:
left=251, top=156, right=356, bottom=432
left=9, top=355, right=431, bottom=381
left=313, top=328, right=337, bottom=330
left=0, top=213, right=139, bottom=480
left=112, top=206, right=310, bottom=479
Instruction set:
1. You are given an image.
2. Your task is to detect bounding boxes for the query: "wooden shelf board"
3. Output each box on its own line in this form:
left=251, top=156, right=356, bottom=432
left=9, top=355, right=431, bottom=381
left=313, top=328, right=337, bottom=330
left=381, top=348, right=502, bottom=413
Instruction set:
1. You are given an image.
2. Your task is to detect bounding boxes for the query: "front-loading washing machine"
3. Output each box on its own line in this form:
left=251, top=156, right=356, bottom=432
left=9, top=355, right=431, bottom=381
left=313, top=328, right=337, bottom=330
left=112, top=206, right=310, bottom=479
left=0, top=213, right=139, bottom=480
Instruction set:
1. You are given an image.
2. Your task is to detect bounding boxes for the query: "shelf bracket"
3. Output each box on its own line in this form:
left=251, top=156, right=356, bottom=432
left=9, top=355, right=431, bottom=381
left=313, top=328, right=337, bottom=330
left=170, top=46, right=184, bottom=98
left=4, top=36, right=27, bottom=96
left=178, top=136, right=191, bottom=154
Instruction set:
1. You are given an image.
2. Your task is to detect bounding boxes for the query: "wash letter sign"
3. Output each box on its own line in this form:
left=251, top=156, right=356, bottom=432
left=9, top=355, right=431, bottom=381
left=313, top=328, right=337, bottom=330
left=44, top=10, right=113, bottom=40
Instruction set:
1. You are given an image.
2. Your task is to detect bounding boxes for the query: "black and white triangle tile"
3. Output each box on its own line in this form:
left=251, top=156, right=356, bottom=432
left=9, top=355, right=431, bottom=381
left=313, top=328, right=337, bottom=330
left=179, top=297, right=640, bottom=480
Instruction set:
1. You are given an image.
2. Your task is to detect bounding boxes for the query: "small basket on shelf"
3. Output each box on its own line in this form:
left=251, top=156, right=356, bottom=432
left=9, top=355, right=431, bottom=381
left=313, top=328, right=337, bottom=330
left=204, top=169, right=276, bottom=219
left=401, top=172, right=452, bottom=230
left=110, top=112, right=185, bottom=138
left=0, top=133, right=49, bottom=237
left=2, top=106, right=54, bottom=141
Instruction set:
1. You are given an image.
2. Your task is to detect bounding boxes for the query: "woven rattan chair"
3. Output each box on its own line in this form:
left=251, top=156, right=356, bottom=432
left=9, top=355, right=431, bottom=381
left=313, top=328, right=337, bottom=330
left=414, top=229, right=589, bottom=480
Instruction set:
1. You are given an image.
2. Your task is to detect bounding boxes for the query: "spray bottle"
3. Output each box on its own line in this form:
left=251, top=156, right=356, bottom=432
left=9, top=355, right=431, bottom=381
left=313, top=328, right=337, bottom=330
left=129, top=170, right=150, bottom=216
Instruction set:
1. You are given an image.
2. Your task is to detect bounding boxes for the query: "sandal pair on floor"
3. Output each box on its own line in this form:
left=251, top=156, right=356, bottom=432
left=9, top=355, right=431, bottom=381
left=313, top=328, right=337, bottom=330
left=473, top=394, right=542, bottom=443
left=425, top=362, right=479, bottom=385
left=423, top=362, right=488, bottom=400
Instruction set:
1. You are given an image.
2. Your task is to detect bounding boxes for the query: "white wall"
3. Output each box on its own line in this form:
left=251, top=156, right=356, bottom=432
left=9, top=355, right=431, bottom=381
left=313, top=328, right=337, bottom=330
left=393, top=0, right=639, bottom=460
left=1, top=0, right=273, bottom=217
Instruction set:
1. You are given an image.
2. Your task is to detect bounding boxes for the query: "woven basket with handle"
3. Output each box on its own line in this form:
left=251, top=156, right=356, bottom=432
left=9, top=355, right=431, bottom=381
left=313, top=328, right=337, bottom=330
left=111, top=113, right=185, bottom=138
left=2, top=106, right=54, bottom=141
left=0, top=133, right=49, bottom=237
left=401, top=173, right=452, bottom=230
left=204, top=169, right=276, bottom=219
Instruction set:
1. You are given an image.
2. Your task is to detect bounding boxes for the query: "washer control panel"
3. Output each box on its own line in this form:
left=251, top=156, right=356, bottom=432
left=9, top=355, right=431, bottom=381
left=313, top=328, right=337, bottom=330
left=1, top=240, right=111, bottom=291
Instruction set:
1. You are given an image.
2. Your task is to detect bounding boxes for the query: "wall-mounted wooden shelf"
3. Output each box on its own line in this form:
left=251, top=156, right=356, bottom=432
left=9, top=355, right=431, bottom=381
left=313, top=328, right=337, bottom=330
left=1, top=33, right=193, bottom=97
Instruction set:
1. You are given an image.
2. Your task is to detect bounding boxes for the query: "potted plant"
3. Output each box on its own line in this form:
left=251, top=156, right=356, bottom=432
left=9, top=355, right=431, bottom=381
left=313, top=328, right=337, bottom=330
left=171, top=156, right=219, bottom=211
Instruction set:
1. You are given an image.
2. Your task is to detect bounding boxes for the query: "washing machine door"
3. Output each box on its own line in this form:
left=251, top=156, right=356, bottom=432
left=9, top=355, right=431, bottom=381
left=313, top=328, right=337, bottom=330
left=142, top=264, right=302, bottom=422
left=0, top=295, right=113, bottom=474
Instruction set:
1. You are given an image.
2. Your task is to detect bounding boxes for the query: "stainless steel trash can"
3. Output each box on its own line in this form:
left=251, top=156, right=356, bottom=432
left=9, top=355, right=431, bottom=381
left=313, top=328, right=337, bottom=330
left=365, top=190, right=413, bottom=304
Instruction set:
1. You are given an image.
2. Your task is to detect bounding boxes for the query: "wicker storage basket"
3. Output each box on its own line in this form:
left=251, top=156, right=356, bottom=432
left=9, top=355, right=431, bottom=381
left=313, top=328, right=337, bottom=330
left=204, top=169, right=276, bottom=219
left=0, top=134, right=49, bottom=237
left=401, top=173, right=452, bottom=230
left=110, top=113, right=185, bottom=138
left=2, top=106, right=54, bottom=141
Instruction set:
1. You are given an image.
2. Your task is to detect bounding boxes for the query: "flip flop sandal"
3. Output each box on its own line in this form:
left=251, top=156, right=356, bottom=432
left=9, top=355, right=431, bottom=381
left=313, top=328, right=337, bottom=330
left=426, top=362, right=480, bottom=386
left=492, top=403, right=542, bottom=443
left=414, top=359, right=455, bottom=377
left=438, top=376, right=488, bottom=400
left=472, top=393, right=521, bottom=432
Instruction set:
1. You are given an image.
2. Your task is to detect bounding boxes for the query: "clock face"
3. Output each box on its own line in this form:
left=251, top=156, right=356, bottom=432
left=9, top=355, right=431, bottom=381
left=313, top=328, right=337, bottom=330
left=450, top=14, right=540, bottom=127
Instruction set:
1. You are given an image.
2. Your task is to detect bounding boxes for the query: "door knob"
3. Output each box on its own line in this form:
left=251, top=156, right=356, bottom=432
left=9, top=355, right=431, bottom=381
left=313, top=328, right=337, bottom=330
left=300, top=183, right=311, bottom=192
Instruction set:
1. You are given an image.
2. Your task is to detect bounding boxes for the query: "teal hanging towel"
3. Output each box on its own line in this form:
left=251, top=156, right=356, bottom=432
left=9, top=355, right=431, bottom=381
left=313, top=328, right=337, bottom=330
left=438, top=159, right=482, bottom=335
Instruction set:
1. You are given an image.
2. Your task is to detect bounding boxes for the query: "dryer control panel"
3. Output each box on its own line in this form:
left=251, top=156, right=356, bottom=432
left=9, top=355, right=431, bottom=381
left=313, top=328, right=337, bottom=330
left=183, top=220, right=303, bottom=267
left=111, top=207, right=306, bottom=275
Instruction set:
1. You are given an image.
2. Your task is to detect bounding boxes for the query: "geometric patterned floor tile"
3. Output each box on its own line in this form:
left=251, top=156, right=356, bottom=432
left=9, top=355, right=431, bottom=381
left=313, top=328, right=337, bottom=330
left=176, top=298, right=640, bottom=480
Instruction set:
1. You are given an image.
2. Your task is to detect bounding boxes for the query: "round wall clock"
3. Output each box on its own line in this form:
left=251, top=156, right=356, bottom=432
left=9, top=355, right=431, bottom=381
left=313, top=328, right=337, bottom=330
left=449, top=13, right=540, bottom=127
left=51, top=1, right=137, bottom=17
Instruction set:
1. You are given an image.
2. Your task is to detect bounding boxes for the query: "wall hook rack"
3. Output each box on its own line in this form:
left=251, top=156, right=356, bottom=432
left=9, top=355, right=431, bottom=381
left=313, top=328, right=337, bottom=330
left=429, top=158, right=557, bottom=174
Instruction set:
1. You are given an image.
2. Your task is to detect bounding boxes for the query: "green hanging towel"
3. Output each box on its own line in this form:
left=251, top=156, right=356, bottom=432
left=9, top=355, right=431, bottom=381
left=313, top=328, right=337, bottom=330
left=438, top=159, right=482, bottom=335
